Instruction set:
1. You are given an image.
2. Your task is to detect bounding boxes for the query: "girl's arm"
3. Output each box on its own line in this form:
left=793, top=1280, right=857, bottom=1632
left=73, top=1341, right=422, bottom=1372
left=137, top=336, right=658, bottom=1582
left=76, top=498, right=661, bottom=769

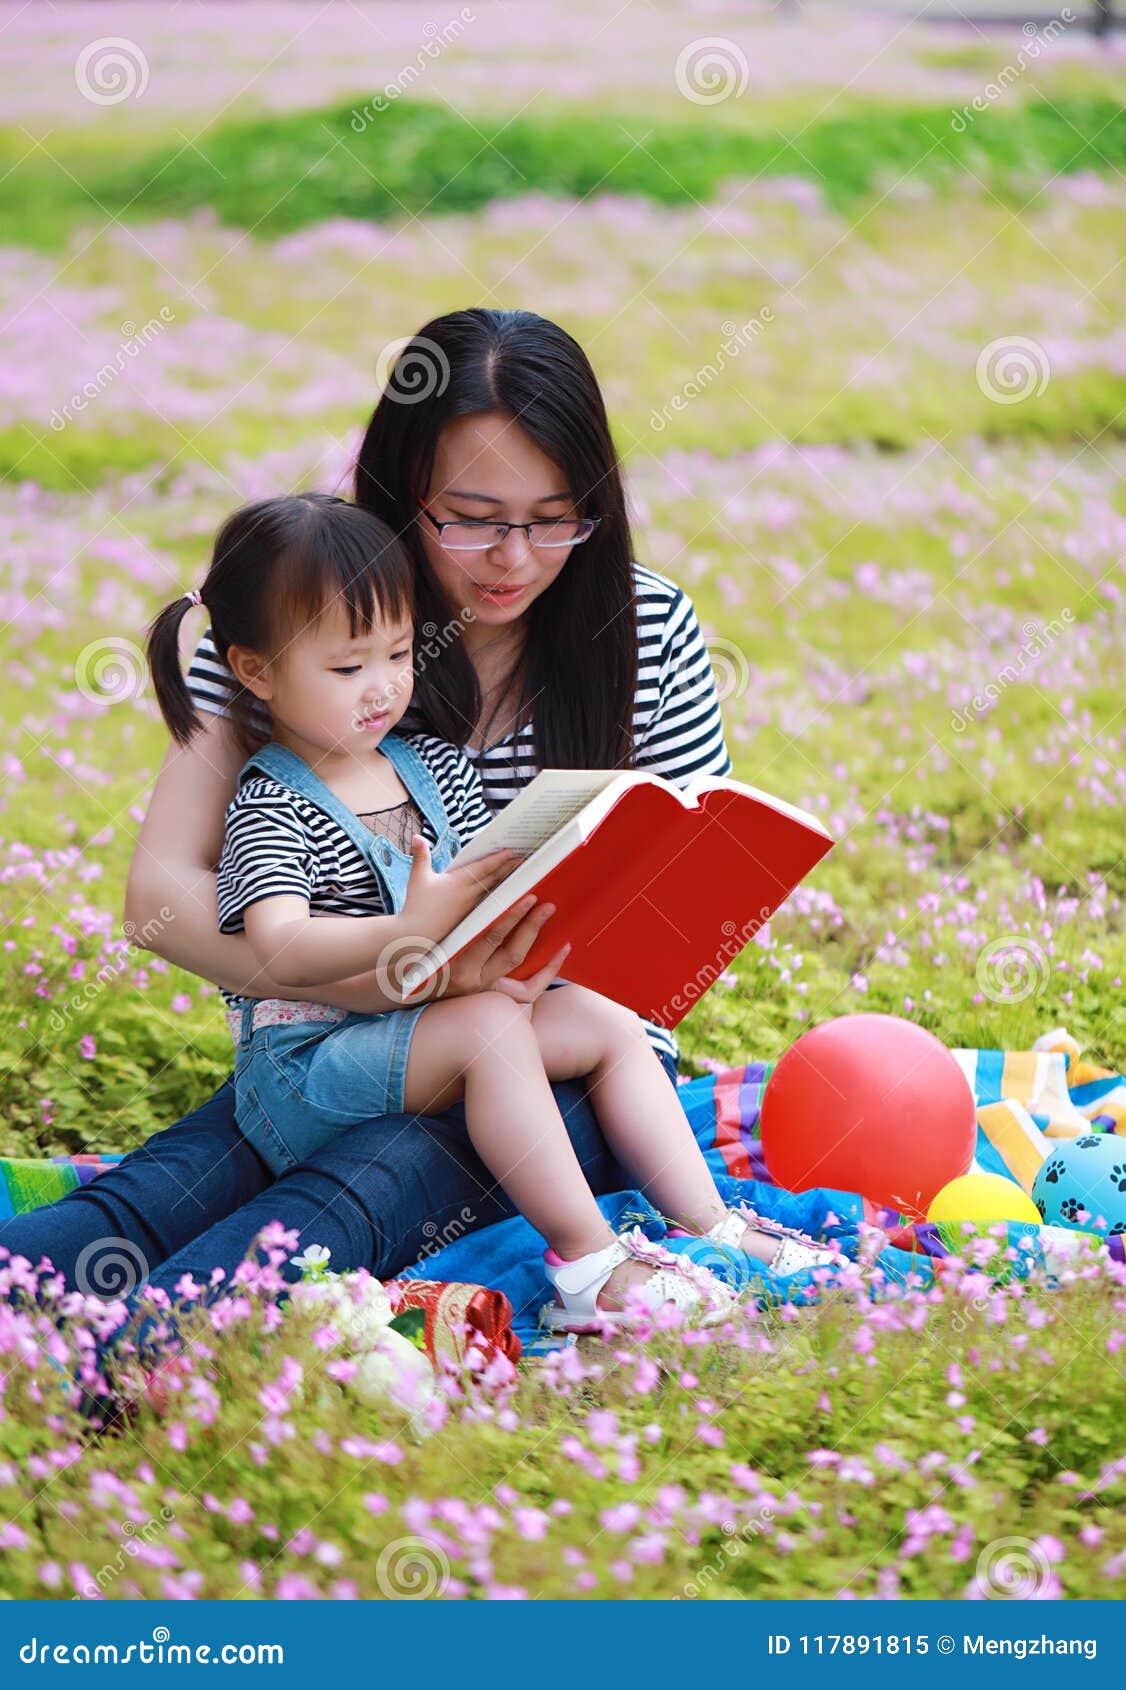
left=242, top=896, right=412, bottom=991
left=236, top=827, right=523, bottom=991
left=123, top=717, right=407, bottom=1011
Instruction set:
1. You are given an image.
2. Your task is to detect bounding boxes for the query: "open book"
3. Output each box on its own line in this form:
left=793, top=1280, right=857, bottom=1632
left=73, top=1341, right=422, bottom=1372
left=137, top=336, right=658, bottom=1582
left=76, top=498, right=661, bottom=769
left=401, top=768, right=834, bottom=1030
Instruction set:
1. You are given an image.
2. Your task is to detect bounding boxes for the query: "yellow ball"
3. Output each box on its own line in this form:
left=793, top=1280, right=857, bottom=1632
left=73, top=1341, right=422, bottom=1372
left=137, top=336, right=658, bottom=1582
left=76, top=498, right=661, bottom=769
left=926, top=1172, right=1041, bottom=1227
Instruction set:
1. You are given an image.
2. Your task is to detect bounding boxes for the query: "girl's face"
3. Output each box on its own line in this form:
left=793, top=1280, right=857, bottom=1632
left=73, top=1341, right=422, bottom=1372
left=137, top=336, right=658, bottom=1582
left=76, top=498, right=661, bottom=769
left=417, top=412, right=583, bottom=632
left=232, top=599, right=415, bottom=760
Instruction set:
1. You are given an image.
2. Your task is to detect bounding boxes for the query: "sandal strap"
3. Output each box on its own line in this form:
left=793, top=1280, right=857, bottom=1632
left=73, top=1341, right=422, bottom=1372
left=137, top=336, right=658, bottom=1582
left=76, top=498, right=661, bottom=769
left=546, top=1234, right=630, bottom=1300
left=711, top=1205, right=837, bottom=1275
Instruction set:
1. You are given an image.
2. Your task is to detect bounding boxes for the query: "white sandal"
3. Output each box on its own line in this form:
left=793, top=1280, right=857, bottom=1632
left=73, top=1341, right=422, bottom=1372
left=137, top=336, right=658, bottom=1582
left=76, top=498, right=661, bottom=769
left=541, top=1225, right=737, bottom=1334
left=683, top=1205, right=839, bottom=1278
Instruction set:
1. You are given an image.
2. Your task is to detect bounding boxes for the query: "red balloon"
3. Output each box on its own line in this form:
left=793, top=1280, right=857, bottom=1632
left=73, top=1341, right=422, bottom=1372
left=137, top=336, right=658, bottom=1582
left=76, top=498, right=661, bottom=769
left=759, top=1014, right=976, bottom=1220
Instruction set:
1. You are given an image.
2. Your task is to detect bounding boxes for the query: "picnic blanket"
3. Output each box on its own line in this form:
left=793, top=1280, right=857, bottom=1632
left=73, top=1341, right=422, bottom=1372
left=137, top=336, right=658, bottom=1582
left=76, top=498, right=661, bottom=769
left=2, top=1027, right=1121, bottom=1357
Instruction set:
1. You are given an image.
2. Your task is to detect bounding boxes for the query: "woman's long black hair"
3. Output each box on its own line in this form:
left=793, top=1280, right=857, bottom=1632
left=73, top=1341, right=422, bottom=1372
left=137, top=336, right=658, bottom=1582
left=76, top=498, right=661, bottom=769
left=354, top=308, right=638, bottom=772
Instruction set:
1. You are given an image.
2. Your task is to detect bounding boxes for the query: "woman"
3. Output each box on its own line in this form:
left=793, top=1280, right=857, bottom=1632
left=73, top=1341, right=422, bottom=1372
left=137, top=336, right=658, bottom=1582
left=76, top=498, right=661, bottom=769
left=0, top=309, right=731, bottom=1310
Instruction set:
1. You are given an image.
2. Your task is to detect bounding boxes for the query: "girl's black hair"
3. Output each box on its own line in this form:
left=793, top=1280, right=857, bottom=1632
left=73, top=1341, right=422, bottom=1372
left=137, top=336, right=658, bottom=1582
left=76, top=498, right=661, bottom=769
left=354, top=308, right=638, bottom=771
left=146, top=492, right=414, bottom=755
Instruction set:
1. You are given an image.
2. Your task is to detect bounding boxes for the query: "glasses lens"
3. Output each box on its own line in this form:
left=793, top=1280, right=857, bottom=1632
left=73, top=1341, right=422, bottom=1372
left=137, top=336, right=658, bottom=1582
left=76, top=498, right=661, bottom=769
left=438, top=524, right=504, bottom=551
left=527, top=520, right=594, bottom=547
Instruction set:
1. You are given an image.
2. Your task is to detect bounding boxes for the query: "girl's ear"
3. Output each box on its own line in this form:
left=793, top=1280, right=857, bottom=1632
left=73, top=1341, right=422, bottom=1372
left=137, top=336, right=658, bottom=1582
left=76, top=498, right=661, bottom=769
left=227, top=645, right=273, bottom=701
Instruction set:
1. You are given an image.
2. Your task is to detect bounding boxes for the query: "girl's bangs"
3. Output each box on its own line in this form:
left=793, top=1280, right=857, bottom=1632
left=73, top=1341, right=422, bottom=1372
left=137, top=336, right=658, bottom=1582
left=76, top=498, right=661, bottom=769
left=267, top=530, right=414, bottom=651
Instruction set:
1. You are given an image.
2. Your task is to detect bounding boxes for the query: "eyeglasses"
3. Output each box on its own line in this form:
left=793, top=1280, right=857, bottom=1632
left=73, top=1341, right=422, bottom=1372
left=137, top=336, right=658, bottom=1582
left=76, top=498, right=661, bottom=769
left=417, top=501, right=600, bottom=552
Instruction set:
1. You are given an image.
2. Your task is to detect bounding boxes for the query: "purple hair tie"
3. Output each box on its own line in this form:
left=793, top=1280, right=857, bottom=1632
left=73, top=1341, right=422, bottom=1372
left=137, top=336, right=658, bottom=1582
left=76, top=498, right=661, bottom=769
left=183, top=588, right=203, bottom=607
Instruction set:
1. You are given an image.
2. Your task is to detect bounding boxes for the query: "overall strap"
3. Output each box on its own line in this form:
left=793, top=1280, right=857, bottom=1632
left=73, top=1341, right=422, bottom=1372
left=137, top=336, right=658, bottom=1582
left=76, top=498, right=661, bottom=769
left=238, top=737, right=456, bottom=870
left=377, top=732, right=459, bottom=859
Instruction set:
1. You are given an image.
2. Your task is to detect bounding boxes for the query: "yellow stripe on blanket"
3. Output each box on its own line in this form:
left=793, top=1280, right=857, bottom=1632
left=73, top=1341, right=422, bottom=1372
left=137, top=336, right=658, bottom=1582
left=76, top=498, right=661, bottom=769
left=975, top=1100, right=1051, bottom=1195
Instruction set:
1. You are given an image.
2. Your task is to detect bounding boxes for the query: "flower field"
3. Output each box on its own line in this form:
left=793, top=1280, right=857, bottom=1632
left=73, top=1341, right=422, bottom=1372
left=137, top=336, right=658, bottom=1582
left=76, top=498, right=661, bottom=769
left=0, top=0, right=1123, bottom=1600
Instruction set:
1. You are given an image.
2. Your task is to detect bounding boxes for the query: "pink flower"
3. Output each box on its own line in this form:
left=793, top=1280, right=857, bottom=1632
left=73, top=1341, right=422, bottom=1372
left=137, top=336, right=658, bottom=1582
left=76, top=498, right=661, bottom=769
left=79, top=1035, right=96, bottom=1059
left=169, top=993, right=192, bottom=1013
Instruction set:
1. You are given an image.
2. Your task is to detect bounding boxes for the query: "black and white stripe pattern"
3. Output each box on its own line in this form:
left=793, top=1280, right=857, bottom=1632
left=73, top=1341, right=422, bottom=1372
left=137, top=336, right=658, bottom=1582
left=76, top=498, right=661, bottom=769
left=190, top=563, right=734, bottom=1058
left=215, top=734, right=493, bottom=1009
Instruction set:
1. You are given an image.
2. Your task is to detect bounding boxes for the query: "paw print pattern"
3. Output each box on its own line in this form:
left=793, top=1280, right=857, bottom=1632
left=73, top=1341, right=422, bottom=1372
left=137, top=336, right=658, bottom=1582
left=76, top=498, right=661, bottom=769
left=1042, top=1157, right=1065, bottom=1185
left=1060, top=1196, right=1080, bottom=1223
left=1110, top=1220, right=1126, bottom=1237
left=1034, top=1196, right=1046, bottom=1219
left=1076, top=1136, right=1103, bottom=1150
left=1110, top=1162, right=1126, bottom=1193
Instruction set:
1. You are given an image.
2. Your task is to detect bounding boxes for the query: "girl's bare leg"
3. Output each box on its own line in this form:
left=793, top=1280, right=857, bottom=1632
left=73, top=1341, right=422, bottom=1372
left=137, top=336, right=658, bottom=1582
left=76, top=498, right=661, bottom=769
left=530, top=985, right=782, bottom=1264
left=402, top=994, right=620, bottom=1264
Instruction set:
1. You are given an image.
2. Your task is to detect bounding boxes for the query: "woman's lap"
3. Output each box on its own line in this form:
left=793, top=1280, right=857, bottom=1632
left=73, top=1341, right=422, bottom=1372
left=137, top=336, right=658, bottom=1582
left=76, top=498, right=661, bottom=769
left=146, top=1074, right=631, bottom=1296
left=0, top=1048, right=676, bottom=1297
left=0, top=1079, right=270, bottom=1290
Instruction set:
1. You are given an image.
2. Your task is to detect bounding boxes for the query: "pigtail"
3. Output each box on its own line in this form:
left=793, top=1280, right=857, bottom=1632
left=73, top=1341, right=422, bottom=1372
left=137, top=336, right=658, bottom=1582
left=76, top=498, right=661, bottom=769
left=145, top=594, right=206, bottom=747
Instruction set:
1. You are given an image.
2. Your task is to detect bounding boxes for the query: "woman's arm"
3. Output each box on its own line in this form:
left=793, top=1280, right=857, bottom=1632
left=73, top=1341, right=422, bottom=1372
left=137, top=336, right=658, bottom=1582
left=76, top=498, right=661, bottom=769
left=124, top=716, right=555, bottom=1011
left=123, top=717, right=407, bottom=1010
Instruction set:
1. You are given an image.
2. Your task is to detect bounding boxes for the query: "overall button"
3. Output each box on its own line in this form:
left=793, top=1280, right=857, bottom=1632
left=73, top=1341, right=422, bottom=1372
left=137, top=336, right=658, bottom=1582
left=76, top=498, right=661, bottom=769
left=377, top=842, right=393, bottom=866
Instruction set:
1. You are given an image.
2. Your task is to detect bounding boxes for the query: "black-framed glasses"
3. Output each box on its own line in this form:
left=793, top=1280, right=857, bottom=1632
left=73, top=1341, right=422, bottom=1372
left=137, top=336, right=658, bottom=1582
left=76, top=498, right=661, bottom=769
left=417, top=500, right=601, bottom=552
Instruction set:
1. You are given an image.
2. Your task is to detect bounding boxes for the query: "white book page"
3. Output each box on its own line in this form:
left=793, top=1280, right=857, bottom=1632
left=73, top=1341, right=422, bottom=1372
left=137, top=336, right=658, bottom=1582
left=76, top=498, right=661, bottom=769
left=456, top=768, right=649, bottom=864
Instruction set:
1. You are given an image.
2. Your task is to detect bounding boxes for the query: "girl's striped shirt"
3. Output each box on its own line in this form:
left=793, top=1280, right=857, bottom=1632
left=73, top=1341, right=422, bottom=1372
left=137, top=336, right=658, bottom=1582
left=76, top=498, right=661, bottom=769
left=215, top=735, right=495, bottom=1011
left=189, top=562, right=734, bottom=1063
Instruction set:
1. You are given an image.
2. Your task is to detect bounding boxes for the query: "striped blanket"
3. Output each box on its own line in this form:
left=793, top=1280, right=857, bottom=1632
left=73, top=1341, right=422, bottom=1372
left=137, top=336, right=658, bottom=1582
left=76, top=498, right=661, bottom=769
left=676, top=1024, right=1125, bottom=1276
left=2, top=1026, right=1122, bottom=1352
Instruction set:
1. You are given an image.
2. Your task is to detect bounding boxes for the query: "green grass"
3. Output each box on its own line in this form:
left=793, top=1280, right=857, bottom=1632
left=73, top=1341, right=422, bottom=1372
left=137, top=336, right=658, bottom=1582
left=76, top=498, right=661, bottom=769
left=3, top=94, right=1123, bottom=249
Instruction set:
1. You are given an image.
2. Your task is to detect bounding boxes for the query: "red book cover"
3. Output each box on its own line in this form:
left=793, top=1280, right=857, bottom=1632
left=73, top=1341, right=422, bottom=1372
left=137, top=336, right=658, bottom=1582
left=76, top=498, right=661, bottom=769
left=404, top=777, right=834, bottom=1029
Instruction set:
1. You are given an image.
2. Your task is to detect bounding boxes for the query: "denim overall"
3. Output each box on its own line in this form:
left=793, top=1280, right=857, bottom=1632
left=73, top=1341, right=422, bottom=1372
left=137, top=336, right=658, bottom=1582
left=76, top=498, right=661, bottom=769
left=229, top=734, right=460, bottom=1174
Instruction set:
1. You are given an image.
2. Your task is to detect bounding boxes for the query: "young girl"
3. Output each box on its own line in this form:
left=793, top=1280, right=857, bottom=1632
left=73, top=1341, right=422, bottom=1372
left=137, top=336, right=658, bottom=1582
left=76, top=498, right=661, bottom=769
left=146, top=492, right=834, bottom=1332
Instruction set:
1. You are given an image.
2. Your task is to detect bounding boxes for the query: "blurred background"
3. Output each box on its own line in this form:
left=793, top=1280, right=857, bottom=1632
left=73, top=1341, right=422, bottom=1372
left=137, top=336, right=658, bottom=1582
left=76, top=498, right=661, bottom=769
left=0, top=1, right=1122, bottom=1151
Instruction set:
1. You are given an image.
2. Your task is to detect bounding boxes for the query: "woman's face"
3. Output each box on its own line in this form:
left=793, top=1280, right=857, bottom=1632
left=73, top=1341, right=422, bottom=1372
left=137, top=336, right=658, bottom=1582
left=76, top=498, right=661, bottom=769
left=417, top=412, right=582, bottom=632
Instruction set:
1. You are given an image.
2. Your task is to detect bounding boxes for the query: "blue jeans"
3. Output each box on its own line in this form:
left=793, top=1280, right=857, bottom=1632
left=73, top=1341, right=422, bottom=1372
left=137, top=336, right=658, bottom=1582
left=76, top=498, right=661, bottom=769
left=0, top=1051, right=677, bottom=1302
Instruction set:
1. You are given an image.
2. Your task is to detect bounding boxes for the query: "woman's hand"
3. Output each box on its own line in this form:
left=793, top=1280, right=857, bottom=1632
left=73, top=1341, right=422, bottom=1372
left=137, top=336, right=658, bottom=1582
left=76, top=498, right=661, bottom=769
left=441, top=895, right=570, bottom=1004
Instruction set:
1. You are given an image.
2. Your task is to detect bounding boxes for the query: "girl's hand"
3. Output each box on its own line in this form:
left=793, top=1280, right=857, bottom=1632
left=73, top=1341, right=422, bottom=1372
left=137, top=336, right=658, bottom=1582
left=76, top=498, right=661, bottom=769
left=401, top=836, right=521, bottom=943
left=441, top=895, right=571, bottom=1003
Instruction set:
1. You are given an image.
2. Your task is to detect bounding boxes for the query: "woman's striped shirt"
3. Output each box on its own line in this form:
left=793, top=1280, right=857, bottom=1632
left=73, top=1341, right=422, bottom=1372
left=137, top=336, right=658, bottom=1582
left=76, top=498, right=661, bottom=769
left=188, top=562, right=734, bottom=1062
